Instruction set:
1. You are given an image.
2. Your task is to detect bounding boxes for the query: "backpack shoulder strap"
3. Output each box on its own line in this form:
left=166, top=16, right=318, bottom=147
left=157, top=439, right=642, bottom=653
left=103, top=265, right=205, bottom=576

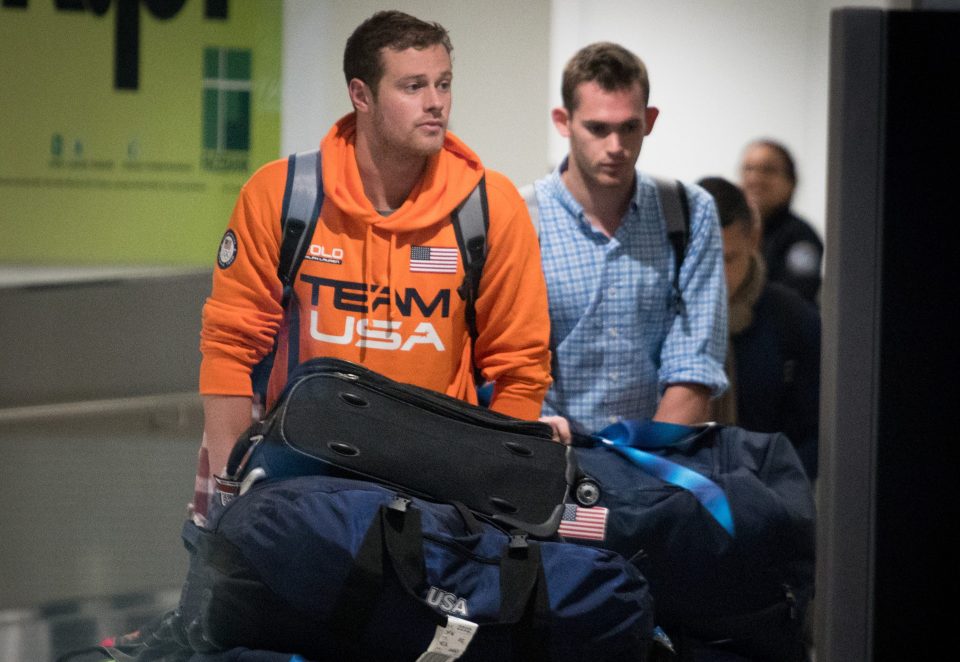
left=450, top=176, right=489, bottom=382
left=278, top=149, right=324, bottom=306
left=250, top=149, right=323, bottom=404
left=653, top=177, right=691, bottom=316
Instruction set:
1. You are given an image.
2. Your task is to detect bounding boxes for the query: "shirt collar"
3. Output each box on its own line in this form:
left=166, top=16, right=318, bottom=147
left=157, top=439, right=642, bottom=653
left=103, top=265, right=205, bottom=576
left=544, top=157, right=586, bottom=222
left=546, top=157, right=645, bottom=233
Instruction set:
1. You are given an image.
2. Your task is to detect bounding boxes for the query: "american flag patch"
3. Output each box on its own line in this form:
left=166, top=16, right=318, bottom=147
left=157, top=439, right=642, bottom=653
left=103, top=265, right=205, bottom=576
left=557, top=503, right=608, bottom=540
left=410, top=245, right=458, bottom=273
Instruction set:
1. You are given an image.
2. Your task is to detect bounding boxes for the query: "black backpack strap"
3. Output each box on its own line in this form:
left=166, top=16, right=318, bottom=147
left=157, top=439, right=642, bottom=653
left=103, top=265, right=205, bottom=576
left=278, top=149, right=324, bottom=305
left=451, top=176, right=489, bottom=383
left=654, top=177, right=691, bottom=316
left=250, top=149, right=324, bottom=403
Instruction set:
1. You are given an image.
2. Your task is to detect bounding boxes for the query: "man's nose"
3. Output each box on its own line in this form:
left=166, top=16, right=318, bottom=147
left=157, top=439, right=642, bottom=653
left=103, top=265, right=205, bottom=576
left=424, top=85, right=444, bottom=112
left=606, top=131, right=626, bottom=154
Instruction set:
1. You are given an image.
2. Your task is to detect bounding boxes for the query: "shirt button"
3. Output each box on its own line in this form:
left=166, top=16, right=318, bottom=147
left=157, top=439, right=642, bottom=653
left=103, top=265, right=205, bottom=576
left=608, top=327, right=618, bottom=338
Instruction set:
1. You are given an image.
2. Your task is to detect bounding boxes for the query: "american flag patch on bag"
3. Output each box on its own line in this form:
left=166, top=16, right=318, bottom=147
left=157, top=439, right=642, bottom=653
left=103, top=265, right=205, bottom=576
left=557, top=503, right=608, bottom=540
left=410, top=245, right=458, bottom=273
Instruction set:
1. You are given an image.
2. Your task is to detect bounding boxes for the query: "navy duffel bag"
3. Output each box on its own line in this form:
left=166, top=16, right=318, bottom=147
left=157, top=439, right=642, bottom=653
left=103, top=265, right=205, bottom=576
left=564, top=421, right=815, bottom=661
left=176, top=475, right=656, bottom=662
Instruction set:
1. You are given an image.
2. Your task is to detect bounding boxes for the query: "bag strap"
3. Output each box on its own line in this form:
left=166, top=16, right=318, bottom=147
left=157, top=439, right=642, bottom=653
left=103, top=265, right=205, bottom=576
left=596, top=419, right=736, bottom=536
left=250, top=149, right=324, bottom=403
left=329, top=498, right=442, bottom=643
left=330, top=497, right=549, bottom=649
left=653, top=177, right=691, bottom=316
left=451, top=176, right=489, bottom=384
left=500, top=532, right=551, bottom=658
left=278, top=149, right=324, bottom=305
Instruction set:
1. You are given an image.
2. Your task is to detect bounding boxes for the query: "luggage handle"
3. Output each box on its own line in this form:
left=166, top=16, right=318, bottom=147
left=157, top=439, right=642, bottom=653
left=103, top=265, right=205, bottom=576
left=330, top=498, right=551, bottom=645
left=380, top=502, right=552, bottom=627
left=329, top=500, right=442, bottom=644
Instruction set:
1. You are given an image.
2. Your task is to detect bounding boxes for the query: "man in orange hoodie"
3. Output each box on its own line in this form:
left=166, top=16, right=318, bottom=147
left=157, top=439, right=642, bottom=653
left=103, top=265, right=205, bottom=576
left=195, top=11, right=551, bottom=518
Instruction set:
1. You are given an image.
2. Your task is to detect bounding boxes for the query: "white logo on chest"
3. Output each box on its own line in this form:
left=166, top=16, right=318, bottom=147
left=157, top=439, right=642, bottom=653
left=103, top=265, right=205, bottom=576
left=306, top=244, right=344, bottom=264
left=309, top=312, right=445, bottom=352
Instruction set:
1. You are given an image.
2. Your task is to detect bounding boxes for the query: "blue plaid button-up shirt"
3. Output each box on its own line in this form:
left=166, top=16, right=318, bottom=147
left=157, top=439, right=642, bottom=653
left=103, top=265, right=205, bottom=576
left=535, top=163, right=728, bottom=434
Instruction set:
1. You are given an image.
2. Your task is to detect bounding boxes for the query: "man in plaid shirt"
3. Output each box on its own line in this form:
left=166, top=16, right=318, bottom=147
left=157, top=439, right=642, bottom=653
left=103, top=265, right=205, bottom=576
left=533, top=43, right=728, bottom=442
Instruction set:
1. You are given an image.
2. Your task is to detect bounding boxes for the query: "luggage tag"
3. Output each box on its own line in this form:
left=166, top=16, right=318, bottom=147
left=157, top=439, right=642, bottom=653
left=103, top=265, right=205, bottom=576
left=415, top=615, right=478, bottom=662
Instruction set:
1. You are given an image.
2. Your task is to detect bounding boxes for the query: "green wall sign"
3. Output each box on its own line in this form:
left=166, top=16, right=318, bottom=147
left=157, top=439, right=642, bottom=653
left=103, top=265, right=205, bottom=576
left=0, top=0, right=281, bottom=264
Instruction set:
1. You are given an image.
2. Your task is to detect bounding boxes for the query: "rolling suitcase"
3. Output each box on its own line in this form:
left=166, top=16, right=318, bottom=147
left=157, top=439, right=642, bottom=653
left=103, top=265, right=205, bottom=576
left=218, top=357, right=577, bottom=537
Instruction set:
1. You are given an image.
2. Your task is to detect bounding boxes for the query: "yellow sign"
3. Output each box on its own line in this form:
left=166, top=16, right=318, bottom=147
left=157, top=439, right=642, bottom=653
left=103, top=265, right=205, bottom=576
left=0, top=0, right=281, bottom=264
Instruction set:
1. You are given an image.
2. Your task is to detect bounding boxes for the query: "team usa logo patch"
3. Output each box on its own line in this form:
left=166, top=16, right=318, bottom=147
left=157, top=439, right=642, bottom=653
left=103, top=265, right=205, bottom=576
left=217, top=230, right=238, bottom=269
left=410, top=245, right=458, bottom=274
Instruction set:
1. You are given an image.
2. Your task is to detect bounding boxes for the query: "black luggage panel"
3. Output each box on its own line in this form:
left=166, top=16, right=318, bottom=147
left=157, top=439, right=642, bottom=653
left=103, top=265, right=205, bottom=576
left=261, top=358, right=573, bottom=537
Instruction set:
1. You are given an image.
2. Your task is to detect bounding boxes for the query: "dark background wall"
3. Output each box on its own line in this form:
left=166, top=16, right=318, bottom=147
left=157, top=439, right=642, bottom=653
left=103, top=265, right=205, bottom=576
left=818, top=8, right=959, bottom=661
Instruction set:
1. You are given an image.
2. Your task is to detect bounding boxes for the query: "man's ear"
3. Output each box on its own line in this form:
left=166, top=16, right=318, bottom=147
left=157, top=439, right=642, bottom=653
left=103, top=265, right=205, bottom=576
left=644, top=106, right=660, bottom=136
left=348, top=78, right=372, bottom=112
left=551, top=107, right=571, bottom=138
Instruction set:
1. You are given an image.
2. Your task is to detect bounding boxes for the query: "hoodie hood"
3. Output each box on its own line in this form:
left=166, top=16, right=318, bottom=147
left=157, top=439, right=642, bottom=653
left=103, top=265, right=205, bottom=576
left=320, top=113, right=484, bottom=233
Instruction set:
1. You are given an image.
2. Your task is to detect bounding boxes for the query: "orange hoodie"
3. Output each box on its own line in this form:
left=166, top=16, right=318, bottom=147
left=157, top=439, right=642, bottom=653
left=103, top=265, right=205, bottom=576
left=200, top=114, right=551, bottom=420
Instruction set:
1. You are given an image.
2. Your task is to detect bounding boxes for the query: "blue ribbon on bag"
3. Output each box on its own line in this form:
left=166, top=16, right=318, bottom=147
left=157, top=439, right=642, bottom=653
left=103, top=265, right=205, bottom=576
left=595, top=419, right=736, bottom=536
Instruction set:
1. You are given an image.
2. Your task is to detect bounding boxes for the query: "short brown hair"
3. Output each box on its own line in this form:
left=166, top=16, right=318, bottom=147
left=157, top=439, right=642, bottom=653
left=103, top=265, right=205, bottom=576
left=561, top=42, right=650, bottom=112
left=343, top=10, right=452, bottom=94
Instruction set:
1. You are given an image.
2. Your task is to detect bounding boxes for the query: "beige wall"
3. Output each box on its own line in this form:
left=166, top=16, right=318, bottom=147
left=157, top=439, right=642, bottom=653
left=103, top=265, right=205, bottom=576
left=547, top=0, right=894, bottom=237
left=281, top=0, right=897, bottom=237
left=281, top=0, right=552, bottom=185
